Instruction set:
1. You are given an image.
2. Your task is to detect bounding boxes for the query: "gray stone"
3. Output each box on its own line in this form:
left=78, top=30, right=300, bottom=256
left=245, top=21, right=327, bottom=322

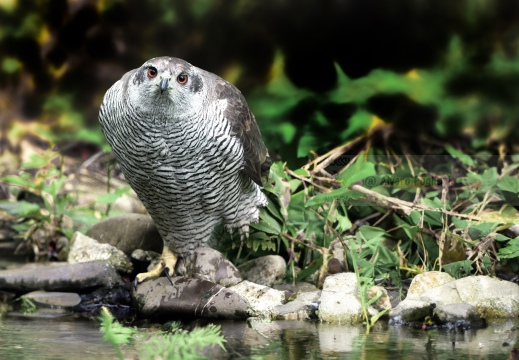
left=0, top=261, right=124, bottom=292
left=453, top=276, right=519, bottom=318
left=229, top=280, right=286, bottom=318
left=131, top=249, right=160, bottom=263
left=390, top=274, right=519, bottom=325
left=68, top=232, right=133, bottom=274
left=238, top=255, right=286, bottom=287
left=272, top=290, right=320, bottom=320
left=87, top=213, right=163, bottom=255
left=273, top=281, right=319, bottom=295
left=133, top=277, right=249, bottom=320
left=187, top=247, right=242, bottom=287
left=318, top=273, right=363, bottom=324
left=389, top=299, right=433, bottom=324
left=22, top=290, right=81, bottom=308
left=432, top=303, right=485, bottom=327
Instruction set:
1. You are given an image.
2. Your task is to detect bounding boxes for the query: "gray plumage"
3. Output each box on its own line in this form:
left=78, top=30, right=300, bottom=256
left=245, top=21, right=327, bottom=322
left=99, top=57, right=268, bottom=280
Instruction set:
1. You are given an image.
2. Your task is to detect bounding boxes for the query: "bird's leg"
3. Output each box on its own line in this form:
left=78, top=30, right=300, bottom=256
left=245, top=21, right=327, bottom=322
left=134, top=246, right=178, bottom=289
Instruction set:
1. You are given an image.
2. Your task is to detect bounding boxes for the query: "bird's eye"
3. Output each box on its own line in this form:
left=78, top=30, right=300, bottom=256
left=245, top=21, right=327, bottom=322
left=177, top=74, right=188, bottom=84
left=147, top=67, right=158, bottom=78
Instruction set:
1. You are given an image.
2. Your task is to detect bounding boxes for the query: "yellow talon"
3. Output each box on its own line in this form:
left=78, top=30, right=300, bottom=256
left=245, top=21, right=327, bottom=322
left=134, top=246, right=178, bottom=288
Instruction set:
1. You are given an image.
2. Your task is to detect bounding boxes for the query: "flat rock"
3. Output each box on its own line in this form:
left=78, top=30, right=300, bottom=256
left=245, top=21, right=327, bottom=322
left=432, top=303, right=486, bottom=328
left=389, top=299, right=433, bottom=324
left=229, top=280, right=286, bottom=318
left=86, top=213, right=163, bottom=255
left=272, top=290, right=320, bottom=320
left=133, top=277, right=249, bottom=320
left=22, top=290, right=82, bottom=308
left=0, top=261, right=124, bottom=293
left=238, top=255, right=286, bottom=287
left=187, top=247, right=243, bottom=287
left=318, top=273, right=363, bottom=324
left=68, top=232, right=133, bottom=274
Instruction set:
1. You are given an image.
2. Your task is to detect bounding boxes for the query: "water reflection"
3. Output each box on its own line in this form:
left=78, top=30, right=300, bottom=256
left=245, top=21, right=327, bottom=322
left=0, top=314, right=516, bottom=359
left=0, top=315, right=118, bottom=360
left=207, top=319, right=518, bottom=359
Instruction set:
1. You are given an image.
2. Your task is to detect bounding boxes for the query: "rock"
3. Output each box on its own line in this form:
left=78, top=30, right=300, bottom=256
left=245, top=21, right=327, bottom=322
left=237, top=255, right=286, bottom=287
left=452, top=276, right=519, bottom=318
left=0, top=261, right=124, bottom=293
left=131, top=249, right=160, bottom=263
left=273, top=281, right=320, bottom=295
left=318, top=273, right=363, bottom=324
left=389, top=299, right=433, bottom=324
left=131, top=249, right=161, bottom=275
left=272, top=290, right=320, bottom=320
left=406, top=271, right=455, bottom=299
left=86, top=214, right=163, bottom=255
left=133, top=277, right=249, bottom=320
left=367, top=285, right=392, bottom=312
left=68, top=232, right=133, bottom=274
left=432, top=303, right=486, bottom=328
left=229, top=280, right=286, bottom=318
left=391, top=274, right=519, bottom=325
left=419, top=275, right=519, bottom=318
left=22, top=291, right=82, bottom=308
left=187, top=247, right=242, bottom=287
left=74, top=286, right=133, bottom=320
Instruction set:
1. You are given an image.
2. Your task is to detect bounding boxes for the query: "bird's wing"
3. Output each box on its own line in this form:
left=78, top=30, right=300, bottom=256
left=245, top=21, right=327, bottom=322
left=215, top=79, right=268, bottom=186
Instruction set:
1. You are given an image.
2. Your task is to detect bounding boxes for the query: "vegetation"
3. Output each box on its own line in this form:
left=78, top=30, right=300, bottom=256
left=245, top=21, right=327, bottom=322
left=99, top=307, right=226, bottom=360
left=1, top=0, right=519, bottom=335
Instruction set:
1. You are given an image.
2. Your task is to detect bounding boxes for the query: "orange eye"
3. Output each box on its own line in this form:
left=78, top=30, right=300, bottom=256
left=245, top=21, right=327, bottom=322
left=177, top=74, right=188, bottom=84
left=147, top=67, right=158, bottom=78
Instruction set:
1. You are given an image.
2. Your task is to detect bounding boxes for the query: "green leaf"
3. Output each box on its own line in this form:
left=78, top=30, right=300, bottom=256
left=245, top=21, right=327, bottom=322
left=336, top=155, right=376, bottom=189
left=2, top=57, right=20, bottom=74
left=286, top=190, right=307, bottom=226
left=1, top=174, right=38, bottom=189
left=445, top=144, right=476, bottom=167
left=305, top=187, right=347, bottom=208
left=468, top=222, right=497, bottom=240
left=497, top=237, right=519, bottom=259
left=497, top=176, right=519, bottom=193
left=0, top=200, right=41, bottom=218
left=336, top=212, right=352, bottom=232
left=442, top=260, right=473, bottom=278
left=296, top=256, right=323, bottom=281
left=251, top=207, right=282, bottom=235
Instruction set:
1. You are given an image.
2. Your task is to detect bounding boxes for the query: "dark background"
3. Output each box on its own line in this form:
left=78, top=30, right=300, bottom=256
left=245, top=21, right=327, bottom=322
left=2, top=0, right=519, bottom=166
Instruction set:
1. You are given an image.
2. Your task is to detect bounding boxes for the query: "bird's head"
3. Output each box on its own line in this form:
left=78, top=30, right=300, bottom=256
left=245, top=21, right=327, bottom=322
left=127, top=57, right=207, bottom=117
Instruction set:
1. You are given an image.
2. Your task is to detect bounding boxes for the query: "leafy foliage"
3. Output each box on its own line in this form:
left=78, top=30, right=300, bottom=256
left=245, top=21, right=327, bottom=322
left=99, top=307, right=226, bottom=360
left=0, top=149, right=126, bottom=258
left=237, top=138, right=519, bottom=291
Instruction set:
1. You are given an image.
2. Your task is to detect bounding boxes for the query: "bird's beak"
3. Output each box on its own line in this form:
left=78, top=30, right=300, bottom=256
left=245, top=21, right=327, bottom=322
left=160, top=78, right=169, bottom=94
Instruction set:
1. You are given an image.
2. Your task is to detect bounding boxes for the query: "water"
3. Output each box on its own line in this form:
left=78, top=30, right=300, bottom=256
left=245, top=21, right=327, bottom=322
left=0, top=314, right=516, bottom=359
left=0, top=257, right=517, bottom=359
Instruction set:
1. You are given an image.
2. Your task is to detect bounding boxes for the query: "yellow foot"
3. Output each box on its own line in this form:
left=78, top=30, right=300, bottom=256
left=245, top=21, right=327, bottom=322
left=134, top=246, right=178, bottom=289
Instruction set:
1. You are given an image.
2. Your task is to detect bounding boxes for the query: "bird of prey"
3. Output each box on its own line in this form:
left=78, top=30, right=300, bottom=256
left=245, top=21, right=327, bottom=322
left=99, top=57, right=269, bottom=286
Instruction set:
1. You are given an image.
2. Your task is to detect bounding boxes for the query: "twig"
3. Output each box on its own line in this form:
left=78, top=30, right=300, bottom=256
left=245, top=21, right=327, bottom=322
left=350, top=184, right=481, bottom=221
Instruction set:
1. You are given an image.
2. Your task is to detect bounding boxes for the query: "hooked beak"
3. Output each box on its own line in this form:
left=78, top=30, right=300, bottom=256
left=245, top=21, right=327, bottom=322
left=160, top=78, right=169, bottom=94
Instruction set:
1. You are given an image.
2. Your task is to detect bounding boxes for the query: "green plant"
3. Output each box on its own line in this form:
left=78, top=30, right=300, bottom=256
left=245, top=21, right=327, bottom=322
left=98, top=307, right=226, bottom=360
left=0, top=149, right=126, bottom=258
left=15, top=297, right=37, bottom=314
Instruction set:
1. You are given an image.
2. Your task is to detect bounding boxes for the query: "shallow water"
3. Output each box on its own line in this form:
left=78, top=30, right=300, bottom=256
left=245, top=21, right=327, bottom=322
left=0, top=313, right=517, bottom=359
